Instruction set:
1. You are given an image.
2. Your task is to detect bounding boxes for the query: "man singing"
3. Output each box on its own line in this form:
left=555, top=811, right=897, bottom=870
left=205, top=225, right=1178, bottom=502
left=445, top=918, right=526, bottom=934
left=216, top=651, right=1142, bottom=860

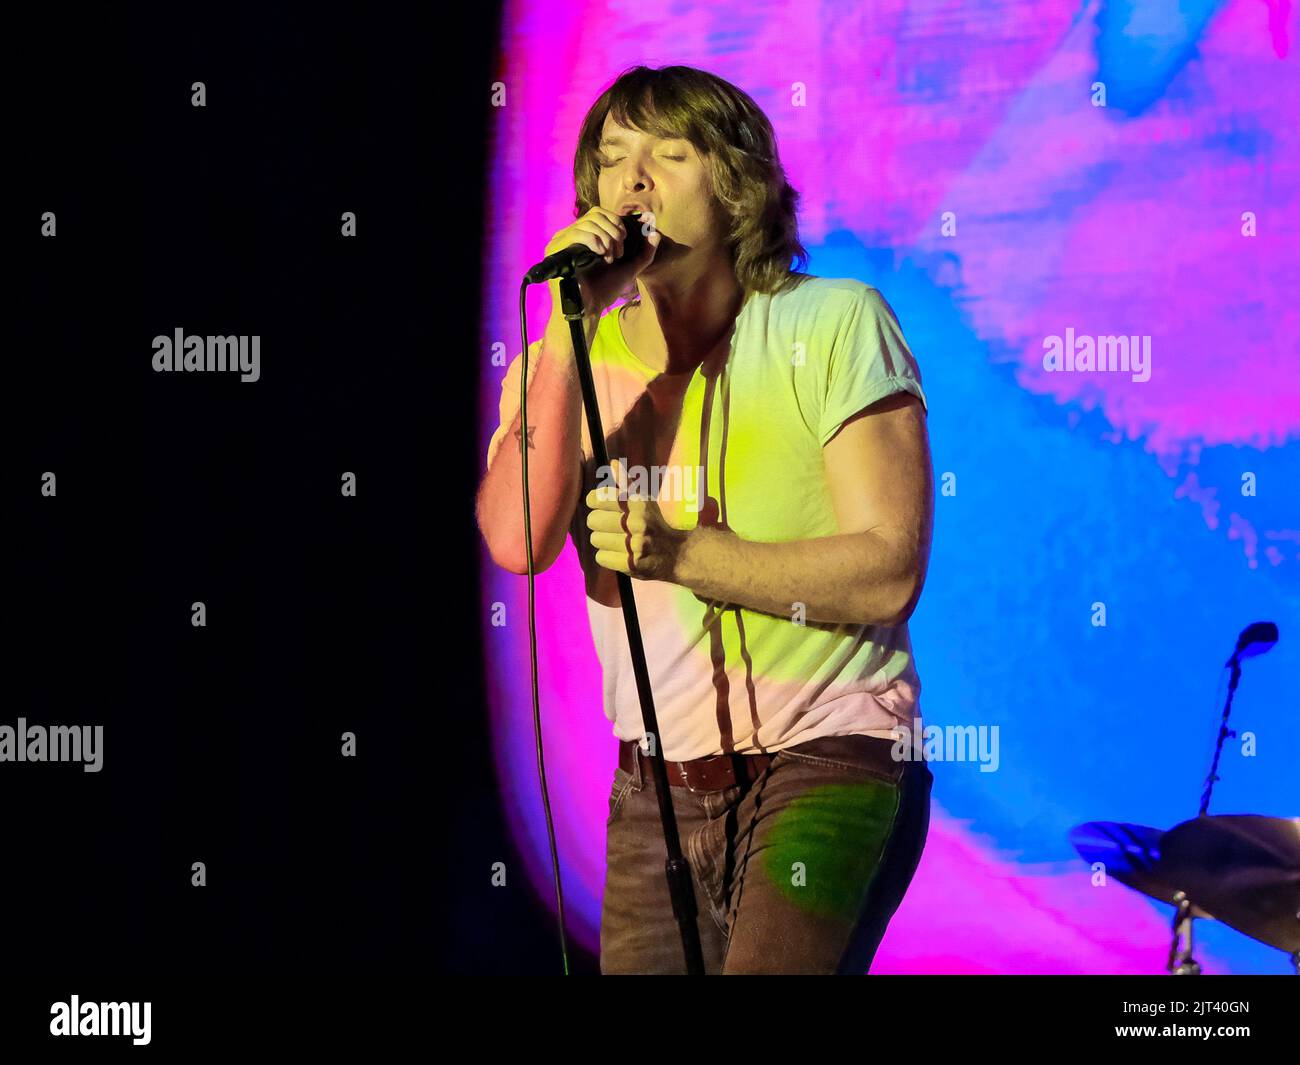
left=476, top=64, right=934, bottom=974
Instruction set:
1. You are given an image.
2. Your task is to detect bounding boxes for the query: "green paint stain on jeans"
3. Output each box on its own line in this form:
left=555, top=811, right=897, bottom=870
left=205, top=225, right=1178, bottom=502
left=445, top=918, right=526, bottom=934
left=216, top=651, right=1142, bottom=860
left=759, top=780, right=899, bottom=922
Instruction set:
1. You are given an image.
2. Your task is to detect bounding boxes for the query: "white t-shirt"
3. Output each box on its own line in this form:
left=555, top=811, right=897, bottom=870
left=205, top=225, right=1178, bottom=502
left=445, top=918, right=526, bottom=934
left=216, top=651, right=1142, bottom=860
left=488, top=275, right=927, bottom=761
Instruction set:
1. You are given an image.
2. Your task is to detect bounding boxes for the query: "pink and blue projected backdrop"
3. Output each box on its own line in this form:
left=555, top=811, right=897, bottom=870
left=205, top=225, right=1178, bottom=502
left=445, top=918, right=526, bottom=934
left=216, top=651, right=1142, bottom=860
left=479, top=0, right=1298, bottom=973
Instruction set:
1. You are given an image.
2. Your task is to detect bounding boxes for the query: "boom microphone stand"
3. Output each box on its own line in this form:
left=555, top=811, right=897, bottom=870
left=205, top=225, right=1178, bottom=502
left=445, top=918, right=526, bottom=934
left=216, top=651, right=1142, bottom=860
left=1166, top=620, right=1280, bottom=974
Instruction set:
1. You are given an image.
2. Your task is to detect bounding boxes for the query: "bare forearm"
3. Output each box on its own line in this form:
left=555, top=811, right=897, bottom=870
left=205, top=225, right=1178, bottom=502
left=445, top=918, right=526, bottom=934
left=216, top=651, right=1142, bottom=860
left=674, top=525, right=920, bottom=626
left=476, top=314, right=596, bottom=571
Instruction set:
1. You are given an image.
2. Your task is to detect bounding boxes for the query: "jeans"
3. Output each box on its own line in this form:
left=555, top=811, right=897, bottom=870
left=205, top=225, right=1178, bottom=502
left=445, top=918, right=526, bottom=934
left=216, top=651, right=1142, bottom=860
left=600, top=733, right=932, bottom=974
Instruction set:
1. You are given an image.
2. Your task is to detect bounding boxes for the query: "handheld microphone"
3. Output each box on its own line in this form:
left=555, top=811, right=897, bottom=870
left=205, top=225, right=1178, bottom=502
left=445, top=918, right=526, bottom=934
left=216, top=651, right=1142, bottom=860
left=524, top=213, right=647, bottom=285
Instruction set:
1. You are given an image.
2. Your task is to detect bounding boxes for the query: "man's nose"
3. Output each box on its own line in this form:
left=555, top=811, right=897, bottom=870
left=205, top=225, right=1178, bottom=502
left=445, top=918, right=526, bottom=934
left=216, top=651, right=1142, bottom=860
left=622, top=160, right=652, bottom=192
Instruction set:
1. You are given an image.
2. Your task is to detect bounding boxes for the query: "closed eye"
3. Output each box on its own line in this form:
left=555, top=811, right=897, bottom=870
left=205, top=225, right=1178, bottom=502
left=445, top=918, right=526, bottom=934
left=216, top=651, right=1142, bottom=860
left=597, top=153, right=684, bottom=167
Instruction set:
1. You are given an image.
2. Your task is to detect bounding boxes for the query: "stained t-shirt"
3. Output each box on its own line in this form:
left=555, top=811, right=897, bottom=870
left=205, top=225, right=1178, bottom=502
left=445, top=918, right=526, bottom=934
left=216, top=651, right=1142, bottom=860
left=487, top=275, right=928, bottom=761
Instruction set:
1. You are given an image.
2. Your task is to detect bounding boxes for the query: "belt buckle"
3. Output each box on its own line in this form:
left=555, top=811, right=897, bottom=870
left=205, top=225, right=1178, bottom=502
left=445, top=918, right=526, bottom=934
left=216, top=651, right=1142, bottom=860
left=685, top=753, right=736, bottom=794
left=638, top=746, right=687, bottom=790
left=643, top=749, right=744, bottom=793
left=680, top=759, right=708, bottom=793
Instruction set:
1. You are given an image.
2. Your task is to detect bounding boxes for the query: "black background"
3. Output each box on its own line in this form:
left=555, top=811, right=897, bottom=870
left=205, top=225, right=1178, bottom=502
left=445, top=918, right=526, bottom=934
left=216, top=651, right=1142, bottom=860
left=8, top=2, right=583, bottom=1037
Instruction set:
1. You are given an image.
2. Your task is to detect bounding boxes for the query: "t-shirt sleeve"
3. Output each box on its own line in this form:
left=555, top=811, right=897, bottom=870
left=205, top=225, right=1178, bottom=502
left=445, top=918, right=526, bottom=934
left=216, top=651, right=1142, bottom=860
left=485, top=339, right=545, bottom=471
left=818, top=286, right=927, bottom=447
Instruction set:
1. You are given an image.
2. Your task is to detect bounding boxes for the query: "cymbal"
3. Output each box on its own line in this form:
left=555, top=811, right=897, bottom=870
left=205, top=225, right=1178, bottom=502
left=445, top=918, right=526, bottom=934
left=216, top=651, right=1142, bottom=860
left=1069, top=821, right=1212, bottom=918
left=1158, top=815, right=1300, bottom=953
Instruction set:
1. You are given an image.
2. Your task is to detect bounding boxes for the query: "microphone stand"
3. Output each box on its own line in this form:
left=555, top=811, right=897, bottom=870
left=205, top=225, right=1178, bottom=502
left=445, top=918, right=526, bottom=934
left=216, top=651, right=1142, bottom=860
left=557, top=273, right=705, bottom=975
left=1168, top=641, right=1246, bottom=974
left=1197, top=651, right=1244, bottom=818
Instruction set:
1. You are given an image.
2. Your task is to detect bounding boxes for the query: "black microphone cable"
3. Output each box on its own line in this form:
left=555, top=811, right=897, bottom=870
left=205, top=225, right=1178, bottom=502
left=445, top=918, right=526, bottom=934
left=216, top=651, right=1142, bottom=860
left=517, top=277, right=570, bottom=975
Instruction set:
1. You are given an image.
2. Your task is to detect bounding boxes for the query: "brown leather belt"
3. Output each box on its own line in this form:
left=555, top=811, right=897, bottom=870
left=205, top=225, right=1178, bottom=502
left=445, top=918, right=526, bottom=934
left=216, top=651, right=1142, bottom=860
left=619, top=739, right=774, bottom=793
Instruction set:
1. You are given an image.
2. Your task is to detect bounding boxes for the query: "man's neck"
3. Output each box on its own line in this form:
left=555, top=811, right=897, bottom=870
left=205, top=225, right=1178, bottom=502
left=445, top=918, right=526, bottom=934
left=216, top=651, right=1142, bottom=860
left=624, top=260, right=745, bottom=375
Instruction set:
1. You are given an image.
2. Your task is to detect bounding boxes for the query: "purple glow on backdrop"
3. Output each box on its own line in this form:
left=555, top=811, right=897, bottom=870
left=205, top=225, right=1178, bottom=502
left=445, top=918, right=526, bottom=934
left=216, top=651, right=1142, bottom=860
left=480, top=0, right=1297, bottom=972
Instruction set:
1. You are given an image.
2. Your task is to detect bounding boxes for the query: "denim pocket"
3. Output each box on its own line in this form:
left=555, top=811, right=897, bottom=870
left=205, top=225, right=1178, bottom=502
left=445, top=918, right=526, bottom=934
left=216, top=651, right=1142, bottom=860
left=607, top=765, right=635, bottom=824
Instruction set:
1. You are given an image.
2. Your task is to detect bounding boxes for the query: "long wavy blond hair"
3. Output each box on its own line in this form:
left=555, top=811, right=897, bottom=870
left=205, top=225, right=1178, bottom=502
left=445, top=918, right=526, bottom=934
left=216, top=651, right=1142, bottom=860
left=573, top=64, right=810, bottom=302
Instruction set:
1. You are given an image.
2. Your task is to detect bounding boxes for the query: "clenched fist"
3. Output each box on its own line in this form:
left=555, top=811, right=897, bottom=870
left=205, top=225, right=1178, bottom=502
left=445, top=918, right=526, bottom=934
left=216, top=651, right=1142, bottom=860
left=585, top=459, right=690, bottom=581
